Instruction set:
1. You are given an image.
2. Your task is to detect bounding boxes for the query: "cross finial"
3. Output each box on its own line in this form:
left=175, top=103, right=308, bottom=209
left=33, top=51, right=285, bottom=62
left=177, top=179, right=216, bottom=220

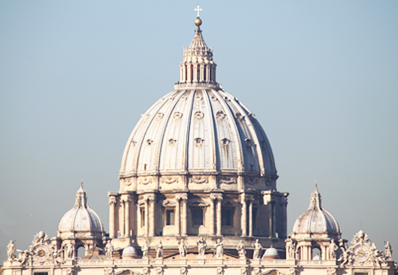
left=194, top=5, right=202, bottom=17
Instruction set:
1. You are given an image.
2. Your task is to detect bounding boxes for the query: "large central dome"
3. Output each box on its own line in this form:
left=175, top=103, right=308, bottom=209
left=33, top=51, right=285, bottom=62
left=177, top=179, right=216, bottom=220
left=109, top=17, right=287, bottom=253
left=119, top=21, right=277, bottom=192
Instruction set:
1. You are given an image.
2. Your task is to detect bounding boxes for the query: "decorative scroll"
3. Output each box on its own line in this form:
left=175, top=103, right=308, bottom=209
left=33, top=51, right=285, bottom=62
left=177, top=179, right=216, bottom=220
left=139, top=177, right=152, bottom=185
left=190, top=176, right=208, bottom=184
left=125, top=178, right=132, bottom=186
left=245, top=177, right=258, bottom=185
left=219, top=177, right=236, bottom=185
left=161, top=177, right=178, bottom=184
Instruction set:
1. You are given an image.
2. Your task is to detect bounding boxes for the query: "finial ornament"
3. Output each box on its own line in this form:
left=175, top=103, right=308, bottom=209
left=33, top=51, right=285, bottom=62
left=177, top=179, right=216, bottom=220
left=194, top=5, right=202, bottom=17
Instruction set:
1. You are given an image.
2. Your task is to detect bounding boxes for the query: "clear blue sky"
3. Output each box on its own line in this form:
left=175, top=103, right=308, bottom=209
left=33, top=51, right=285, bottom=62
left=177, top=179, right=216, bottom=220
left=1, top=1, right=397, bottom=262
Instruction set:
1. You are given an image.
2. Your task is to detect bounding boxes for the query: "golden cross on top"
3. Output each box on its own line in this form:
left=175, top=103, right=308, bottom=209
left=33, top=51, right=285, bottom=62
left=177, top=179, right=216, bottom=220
left=194, top=5, right=202, bottom=17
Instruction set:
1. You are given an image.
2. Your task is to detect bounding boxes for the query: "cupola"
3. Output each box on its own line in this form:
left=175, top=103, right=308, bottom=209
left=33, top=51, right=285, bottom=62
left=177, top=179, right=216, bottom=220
left=292, top=184, right=340, bottom=236
left=58, top=182, right=105, bottom=238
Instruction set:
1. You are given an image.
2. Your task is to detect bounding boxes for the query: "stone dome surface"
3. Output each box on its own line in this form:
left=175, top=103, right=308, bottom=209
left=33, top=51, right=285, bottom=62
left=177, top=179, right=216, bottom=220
left=262, top=246, right=279, bottom=259
left=58, top=184, right=104, bottom=237
left=292, top=185, right=340, bottom=235
left=122, top=246, right=137, bottom=259
left=120, top=89, right=276, bottom=177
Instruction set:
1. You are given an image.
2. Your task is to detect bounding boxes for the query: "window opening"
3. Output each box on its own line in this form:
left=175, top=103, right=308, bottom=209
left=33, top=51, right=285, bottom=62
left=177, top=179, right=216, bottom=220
left=193, top=209, right=203, bottom=226
left=222, top=208, right=233, bottom=226
left=312, top=247, right=321, bottom=260
left=197, top=65, right=200, bottom=82
left=141, top=208, right=145, bottom=227
left=77, top=246, right=85, bottom=258
left=166, top=209, right=175, bottom=226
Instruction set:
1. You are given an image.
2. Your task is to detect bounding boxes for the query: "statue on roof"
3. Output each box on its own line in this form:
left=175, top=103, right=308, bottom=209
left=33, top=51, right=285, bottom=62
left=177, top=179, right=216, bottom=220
left=236, top=240, right=246, bottom=259
left=384, top=241, right=392, bottom=260
left=252, top=239, right=263, bottom=259
left=105, top=240, right=114, bottom=258
left=7, top=240, right=15, bottom=261
left=197, top=236, right=207, bottom=256
left=329, top=240, right=338, bottom=260
left=142, top=240, right=150, bottom=259
left=179, top=238, right=187, bottom=258
left=215, top=238, right=224, bottom=259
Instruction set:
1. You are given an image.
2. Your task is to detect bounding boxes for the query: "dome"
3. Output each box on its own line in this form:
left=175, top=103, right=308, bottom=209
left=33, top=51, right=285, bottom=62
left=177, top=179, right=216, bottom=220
left=262, top=246, right=279, bottom=260
left=122, top=246, right=137, bottom=259
left=118, top=18, right=277, bottom=192
left=58, top=184, right=104, bottom=238
left=292, top=185, right=340, bottom=236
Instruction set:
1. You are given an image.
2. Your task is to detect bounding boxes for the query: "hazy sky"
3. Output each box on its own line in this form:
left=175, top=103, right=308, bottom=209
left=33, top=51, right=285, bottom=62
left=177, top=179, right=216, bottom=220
left=1, top=1, right=397, bottom=262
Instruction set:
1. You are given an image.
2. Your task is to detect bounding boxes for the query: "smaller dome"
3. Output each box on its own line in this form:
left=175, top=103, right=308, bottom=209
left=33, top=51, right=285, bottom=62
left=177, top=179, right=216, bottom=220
left=292, top=185, right=340, bottom=235
left=122, top=246, right=137, bottom=259
left=262, top=245, right=279, bottom=260
left=58, top=183, right=104, bottom=238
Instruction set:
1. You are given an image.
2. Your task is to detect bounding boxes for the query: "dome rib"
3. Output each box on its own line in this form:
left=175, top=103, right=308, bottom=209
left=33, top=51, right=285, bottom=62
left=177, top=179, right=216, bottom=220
left=225, top=94, right=265, bottom=175
left=120, top=91, right=174, bottom=174
left=202, top=89, right=218, bottom=171
left=130, top=92, right=177, bottom=175
left=152, top=91, right=186, bottom=173
left=212, top=90, right=245, bottom=173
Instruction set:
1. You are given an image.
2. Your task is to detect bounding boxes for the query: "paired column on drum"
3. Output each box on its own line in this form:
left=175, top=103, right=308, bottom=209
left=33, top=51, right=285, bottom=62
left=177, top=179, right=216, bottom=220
left=108, top=192, right=135, bottom=238
left=175, top=193, right=188, bottom=236
left=142, top=193, right=155, bottom=237
left=108, top=194, right=117, bottom=238
left=240, top=193, right=254, bottom=237
left=210, top=193, right=223, bottom=236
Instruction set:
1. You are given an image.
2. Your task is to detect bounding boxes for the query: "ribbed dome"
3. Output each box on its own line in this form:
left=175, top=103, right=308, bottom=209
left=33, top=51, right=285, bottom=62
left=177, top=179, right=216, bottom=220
left=120, top=89, right=276, bottom=176
left=58, top=184, right=104, bottom=237
left=119, top=19, right=277, bottom=192
left=292, top=185, right=340, bottom=235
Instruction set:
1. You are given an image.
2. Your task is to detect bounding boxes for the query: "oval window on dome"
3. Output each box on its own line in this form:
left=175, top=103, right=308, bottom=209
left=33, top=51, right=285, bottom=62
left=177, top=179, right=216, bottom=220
left=174, top=112, right=183, bottom=119
left=194, top=111, right=204, bottom=120
left=194, top=138, right=204, bottom=146
left=216, top=111, right=225, bottom=120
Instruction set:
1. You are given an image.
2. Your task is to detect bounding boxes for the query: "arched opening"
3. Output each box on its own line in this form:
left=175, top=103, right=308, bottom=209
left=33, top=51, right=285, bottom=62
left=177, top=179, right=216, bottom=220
left=312, top=247, right=321, bottom=260
left=297, top=246, right=301, bottom=260
left=197, top=64, right=200, bottom=82
left=77, top=246, right=85, bottom=258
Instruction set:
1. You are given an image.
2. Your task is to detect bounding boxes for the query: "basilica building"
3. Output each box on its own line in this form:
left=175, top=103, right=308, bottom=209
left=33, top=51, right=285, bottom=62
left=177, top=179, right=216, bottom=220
left=2, top=13, right=396, bottom=275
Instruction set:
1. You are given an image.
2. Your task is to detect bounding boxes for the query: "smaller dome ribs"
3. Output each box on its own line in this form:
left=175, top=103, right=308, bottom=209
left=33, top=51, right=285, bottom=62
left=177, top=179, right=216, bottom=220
left=58, top=185, right=104, bottom=238
left=292, top=185, right=340, bottom=236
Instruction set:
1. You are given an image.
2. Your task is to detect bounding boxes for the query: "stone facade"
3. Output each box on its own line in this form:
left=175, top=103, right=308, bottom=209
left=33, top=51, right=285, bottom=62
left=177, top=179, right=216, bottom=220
left=2, top=14, right=396, bottom=275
